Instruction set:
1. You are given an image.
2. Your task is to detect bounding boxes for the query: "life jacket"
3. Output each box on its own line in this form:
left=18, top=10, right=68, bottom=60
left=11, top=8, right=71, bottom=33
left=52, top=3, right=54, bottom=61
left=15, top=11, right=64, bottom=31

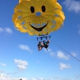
left=38, top=43, right=43, bottom=47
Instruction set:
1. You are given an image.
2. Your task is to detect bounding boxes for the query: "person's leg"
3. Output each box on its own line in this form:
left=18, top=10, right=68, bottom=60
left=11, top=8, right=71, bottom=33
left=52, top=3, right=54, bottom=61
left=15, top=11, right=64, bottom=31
left=41, top=42, right=44, bottom=47
left=47, top=40, right=50, bottom=44
left=38, top=47, right=40, bottom=51
left=38, top=46, right=42, bottom=51
left=44, top=45, right=48, bottom=48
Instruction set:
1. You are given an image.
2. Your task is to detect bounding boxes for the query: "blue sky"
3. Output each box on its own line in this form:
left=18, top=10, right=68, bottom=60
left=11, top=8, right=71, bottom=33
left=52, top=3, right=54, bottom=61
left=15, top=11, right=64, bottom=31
left=0, top=0, right=80, bottom=80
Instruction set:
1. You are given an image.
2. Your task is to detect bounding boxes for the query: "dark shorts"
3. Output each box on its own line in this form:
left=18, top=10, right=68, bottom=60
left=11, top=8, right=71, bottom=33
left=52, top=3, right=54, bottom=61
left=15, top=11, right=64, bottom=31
left=44, top=45, right=48, bottom=48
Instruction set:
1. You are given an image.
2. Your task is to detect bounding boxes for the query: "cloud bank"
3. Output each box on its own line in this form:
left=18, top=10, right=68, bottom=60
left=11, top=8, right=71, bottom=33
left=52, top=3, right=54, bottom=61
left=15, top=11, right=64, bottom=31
left=60, top=62, right=71, bottom=70
left=0, top=27, right=12, bottom=34
left=0, top=63, right=6, bottom=67
left=63, top=0, right=80, bottom=13
left=57, top=51, right=69, bottom=60
left=19, top=44, right=32, bottom=52
left=14, top=59, right=28, bottom=71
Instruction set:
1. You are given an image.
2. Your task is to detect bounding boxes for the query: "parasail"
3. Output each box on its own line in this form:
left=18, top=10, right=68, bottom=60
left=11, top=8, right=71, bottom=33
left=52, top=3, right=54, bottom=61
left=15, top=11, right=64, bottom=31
left=12, top=0, right=65, bottom=36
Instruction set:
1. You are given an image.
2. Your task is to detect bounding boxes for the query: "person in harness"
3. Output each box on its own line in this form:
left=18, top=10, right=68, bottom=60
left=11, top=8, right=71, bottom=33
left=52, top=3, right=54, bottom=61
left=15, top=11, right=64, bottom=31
left=37, top=40, right=50, bottom=51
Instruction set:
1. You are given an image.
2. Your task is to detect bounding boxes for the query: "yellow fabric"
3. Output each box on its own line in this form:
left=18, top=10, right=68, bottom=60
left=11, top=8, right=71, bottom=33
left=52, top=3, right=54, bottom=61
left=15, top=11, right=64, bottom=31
left=12, top=0, right=65, bottom=36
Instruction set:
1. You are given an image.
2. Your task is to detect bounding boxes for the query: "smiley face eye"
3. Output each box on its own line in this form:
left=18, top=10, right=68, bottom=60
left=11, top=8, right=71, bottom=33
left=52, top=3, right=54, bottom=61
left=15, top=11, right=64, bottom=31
left=30, top=6, right=35, bottom=13
left=41, top=5, right=46, bottom=12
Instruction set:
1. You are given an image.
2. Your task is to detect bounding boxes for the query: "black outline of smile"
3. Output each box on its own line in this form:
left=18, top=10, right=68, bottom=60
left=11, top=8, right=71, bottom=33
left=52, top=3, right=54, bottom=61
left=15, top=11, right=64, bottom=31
left=29, top=22, right=48, bottom=31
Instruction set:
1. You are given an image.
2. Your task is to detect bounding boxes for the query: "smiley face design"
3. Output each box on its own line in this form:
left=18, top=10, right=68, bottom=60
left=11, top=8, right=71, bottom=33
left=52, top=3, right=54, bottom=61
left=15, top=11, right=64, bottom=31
left=29, top=5, right=49, bottom=31
left=12, top=0, right=65, bottom=36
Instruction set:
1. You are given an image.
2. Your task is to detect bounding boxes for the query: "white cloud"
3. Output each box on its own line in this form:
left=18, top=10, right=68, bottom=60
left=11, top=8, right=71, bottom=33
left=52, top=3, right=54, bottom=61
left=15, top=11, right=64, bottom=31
left=19, top=44, right=32, bottom=52
left=50, top=52, right=55, bottom=57
left=16, top=78, right=27, bottom=80
left=0, top=27, right=12, bottom=34
left=0, top=73, right=28, bottom=80
left=60, top=62, right=71, bottom=70
left=44, top=48, right=55, bottom=57
left=5, top=28, right=12, bottom=34
left=31, top=78, right=44, bottom=80
left=47, top=48, right=52, bottom=52
left=0, top=63, right=6, bottom=67
left=19, top=78, right=48, bottom=80
left=71, top=51, right=77, bottom=57
left=63, top=0, right=80, bottom=13
left=0, top=27, right=4, bottom=32
left=0, top=73, right=54, bottom=80
left=31, top=78, right=38, bottom=80
left=57, top=51, right=69, bottom=60
left=14, top=59, right=28, bottom=71
left=0, top=73, right=13, bottom=80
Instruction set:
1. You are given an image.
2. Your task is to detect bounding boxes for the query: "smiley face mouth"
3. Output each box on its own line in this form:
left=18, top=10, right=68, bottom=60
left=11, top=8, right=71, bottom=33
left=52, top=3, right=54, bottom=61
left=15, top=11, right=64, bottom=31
left=29, top=22, right=48, bottom=31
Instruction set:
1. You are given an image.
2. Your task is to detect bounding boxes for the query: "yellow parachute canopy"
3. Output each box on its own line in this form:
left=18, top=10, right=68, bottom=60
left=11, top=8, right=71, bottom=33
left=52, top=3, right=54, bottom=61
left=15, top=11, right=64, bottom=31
left=12, top=0, right=65, bottom=36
